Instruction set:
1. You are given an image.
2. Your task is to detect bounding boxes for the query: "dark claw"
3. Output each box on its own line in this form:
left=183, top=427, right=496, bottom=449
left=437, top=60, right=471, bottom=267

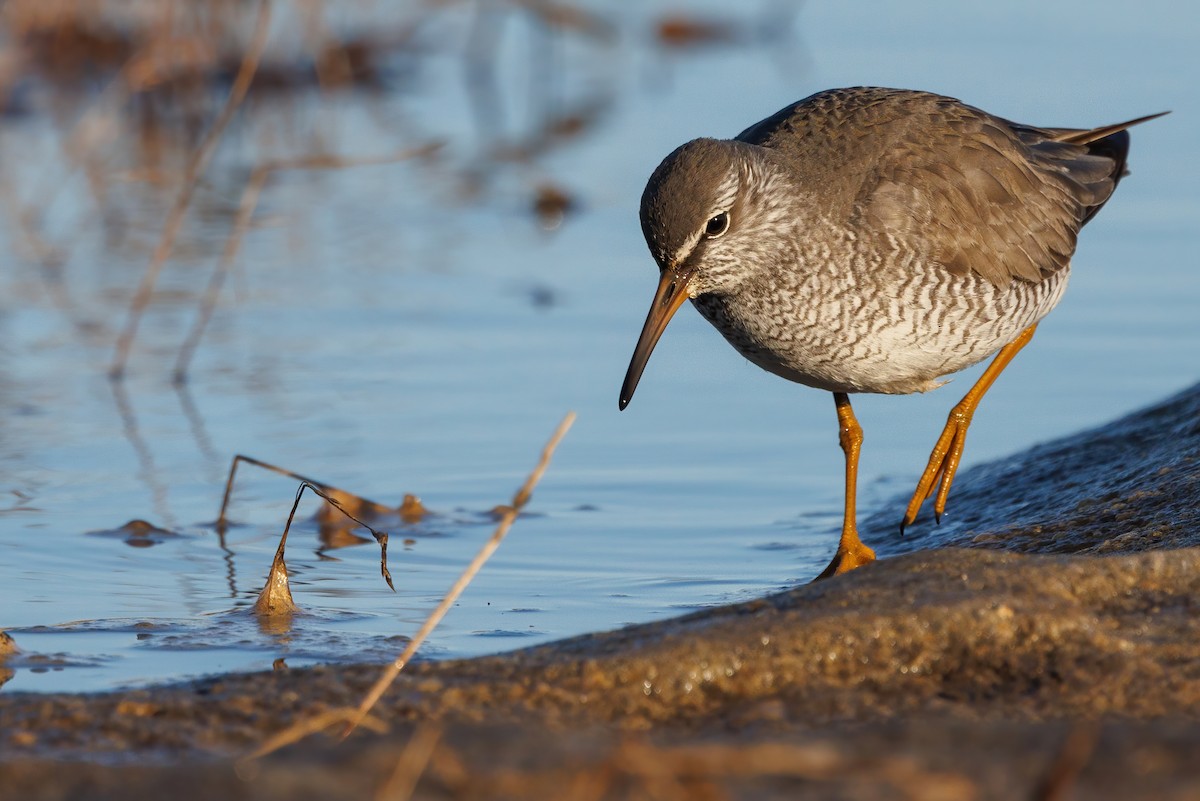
left=899, top=519, right=907, bottom=537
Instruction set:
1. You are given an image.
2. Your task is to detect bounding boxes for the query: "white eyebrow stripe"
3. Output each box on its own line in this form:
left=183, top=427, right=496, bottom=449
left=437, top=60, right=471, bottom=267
left=670, top=230, right=703, bottom=266
left=713, top=169, right=740, bottom=210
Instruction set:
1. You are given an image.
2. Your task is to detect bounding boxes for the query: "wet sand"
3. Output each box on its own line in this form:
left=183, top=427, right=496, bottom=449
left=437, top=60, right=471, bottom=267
left=3, top=382, right=1199, bottom=799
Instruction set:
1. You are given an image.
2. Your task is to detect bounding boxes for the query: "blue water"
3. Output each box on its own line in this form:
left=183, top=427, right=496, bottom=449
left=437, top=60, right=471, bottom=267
left=1, top=0, right=1197, bottom=692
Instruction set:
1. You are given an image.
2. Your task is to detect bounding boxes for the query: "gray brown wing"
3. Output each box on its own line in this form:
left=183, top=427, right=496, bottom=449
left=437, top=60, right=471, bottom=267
left=855, top=112, right=1133, bottom=287
left=856, top=107, right=1169, bottom=286
left=1031, top=111, right=1165, bottom=223
left=739, top=88, right=1160, bottom=287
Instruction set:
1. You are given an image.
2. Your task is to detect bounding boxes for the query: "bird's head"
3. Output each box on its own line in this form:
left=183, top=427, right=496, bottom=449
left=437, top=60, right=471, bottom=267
left=620, top=138, right=789, bottom=409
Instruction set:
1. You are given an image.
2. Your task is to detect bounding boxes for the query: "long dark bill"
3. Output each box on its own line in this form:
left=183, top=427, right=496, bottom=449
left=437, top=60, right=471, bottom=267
left=619, top=269, right=692, bottom=410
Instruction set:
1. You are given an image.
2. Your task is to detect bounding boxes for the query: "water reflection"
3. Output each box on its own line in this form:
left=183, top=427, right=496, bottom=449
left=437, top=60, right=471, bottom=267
left=110, top=379, right=175, bottom=528
left=173, top=381, right=223, bottom=483
left=85, top=519, right=178, bottom=548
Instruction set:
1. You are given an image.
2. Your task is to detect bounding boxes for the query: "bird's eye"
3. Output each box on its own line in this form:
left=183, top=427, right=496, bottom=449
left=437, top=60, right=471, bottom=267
left=704, top=212, right=730, bottom=239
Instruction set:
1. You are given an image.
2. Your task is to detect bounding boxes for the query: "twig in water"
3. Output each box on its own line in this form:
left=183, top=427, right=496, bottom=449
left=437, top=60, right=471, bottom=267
left=109, top=0, right=272, bottom=379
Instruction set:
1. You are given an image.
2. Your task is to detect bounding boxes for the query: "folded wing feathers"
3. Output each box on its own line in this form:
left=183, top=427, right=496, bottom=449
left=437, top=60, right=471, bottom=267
left=898, top=112, right=1155, bottom=287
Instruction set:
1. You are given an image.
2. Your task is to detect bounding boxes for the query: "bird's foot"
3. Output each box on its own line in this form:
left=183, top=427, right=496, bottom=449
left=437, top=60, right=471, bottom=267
left=814, top=539, right=876, bottom=581
left=901, top=404, right=973, bottom=532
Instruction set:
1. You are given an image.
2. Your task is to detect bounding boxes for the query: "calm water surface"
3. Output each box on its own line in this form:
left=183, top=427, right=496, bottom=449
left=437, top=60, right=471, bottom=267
left=1, top=0, right=1196, bottom=692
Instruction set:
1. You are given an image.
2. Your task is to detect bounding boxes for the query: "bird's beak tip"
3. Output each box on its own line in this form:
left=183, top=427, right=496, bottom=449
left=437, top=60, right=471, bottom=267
left=619, top=268, right=690, bottom=415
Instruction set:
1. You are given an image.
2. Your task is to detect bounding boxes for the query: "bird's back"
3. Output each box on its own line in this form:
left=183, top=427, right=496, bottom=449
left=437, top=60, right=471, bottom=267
left=737, top=87, right=1133, bottom=288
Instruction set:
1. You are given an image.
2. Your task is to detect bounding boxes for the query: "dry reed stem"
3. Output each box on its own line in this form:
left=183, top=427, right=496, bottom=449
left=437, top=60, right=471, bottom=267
left=275, top=480, right=395, bottom=592
left=217, top=453, right=392, bottom=531
left=342, top=410, right=575, bottom=736
left=250, top=479, right=312, bottom=618
left=172, top=143, right=443, bottom=383
left=220, top=454, right=418, bottom=592
left=373, top=724, right=444, bottom=801
left=252, top=540, right=298, bottom=617
left=109, top=0, right=271, bottom=379
left=240, top=707, right=389, bottom=766
left=1031, top=723, right=1101, bottom=801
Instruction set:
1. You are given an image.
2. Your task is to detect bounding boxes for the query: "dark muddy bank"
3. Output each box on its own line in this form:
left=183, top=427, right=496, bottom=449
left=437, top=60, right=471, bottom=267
left=2, top=382, right=1199, bottom=799
left=869, top=378, right=1200, bottom=556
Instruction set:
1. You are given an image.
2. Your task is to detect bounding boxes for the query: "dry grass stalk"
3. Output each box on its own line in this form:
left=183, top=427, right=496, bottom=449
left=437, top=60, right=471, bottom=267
left=252, top=536, right=298, bottom=617
left=239, top=707, right=389, bottom=768
left=373, top=724, right=444, bottom=801
left=249, top=480, right=320, bottom=619
left=247, top=472, right=403, bottom=623
left=342, top=410, right=576, bottom=737
left=217, top=453, right=394, bottom=532
left=108, top=0, right=271, bottom=379
left=1031, top=723, right=1101, bottom=801
left=172, top=142, right=443, bottom=382
left=276, top=480, right=395, bottom=593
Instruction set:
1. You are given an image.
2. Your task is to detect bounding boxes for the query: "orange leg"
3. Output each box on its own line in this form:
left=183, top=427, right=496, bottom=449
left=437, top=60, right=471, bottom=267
left=816, top=392, right=877, bottom=580
left=901, top=323, right=1038, bottom=532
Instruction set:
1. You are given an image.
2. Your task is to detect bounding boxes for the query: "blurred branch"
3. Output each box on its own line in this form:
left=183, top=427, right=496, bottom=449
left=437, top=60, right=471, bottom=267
left=109, top=0, right=272, bottom=379
left=173, top=142, right=444, bottom=382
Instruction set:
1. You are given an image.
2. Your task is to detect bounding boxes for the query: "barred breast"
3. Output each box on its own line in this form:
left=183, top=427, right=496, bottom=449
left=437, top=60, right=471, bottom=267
left=691, top=228, right=1070, bottom=395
